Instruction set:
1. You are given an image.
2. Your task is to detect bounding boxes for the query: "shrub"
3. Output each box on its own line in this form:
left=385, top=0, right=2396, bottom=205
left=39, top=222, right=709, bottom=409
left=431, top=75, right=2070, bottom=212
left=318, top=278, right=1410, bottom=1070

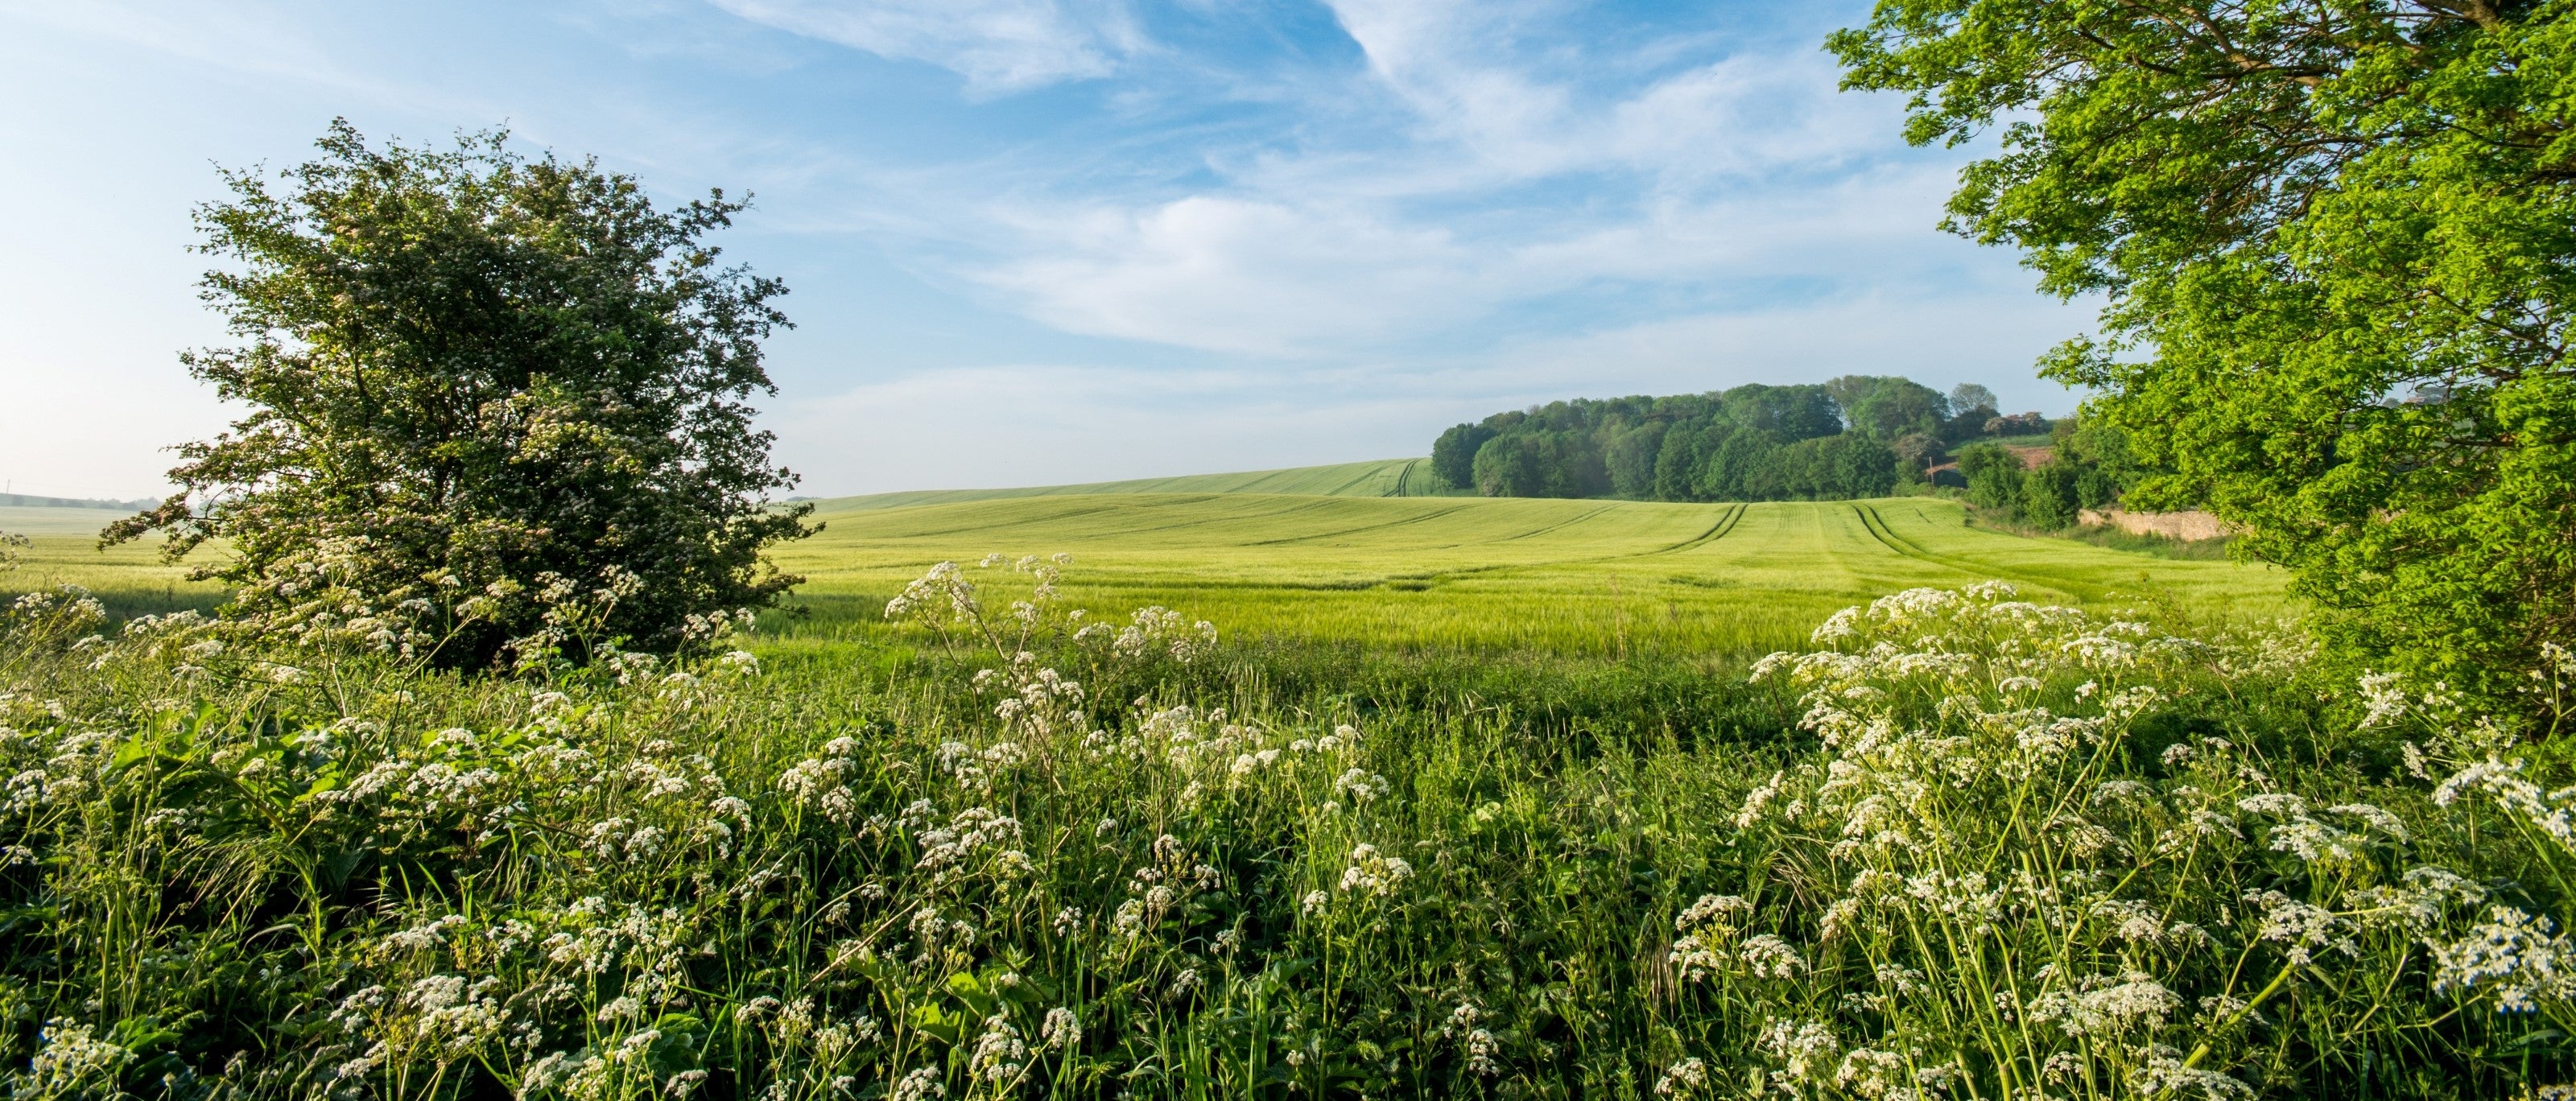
left=1955, top=442, right=2027, bottom=514
left=2023, top=461, right=2083, bottom=529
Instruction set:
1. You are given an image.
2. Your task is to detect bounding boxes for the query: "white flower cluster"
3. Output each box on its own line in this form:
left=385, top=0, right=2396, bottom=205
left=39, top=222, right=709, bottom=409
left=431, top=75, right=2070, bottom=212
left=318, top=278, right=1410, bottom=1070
left=23, top=1019, right=130, bottom=1097
left=1337, top=843, right=1414, bottom=899
left=1700, top=583, right=2462, bottom=1098
left=1108, top=605, right=1217, bottom=662
left=779, top=736, right=862, bottom=823
left=1439, top=1000, right=1501, bottom=1076
left=914, top=806, right=1033, bottom=886
left=2432, top=906, right=2576, bottom=1012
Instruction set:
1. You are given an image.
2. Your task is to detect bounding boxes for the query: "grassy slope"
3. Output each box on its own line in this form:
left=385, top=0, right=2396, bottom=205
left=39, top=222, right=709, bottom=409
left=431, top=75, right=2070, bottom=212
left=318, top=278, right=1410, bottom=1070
left=5, top=492, right=2289, bottom=658
left=0, top=506, right=221, bottom=620
left=774, top=493, right=2287, bottom=658
left=0, top=505, right=143, bottom=535
left=807, top=457, right=1460, bottom=512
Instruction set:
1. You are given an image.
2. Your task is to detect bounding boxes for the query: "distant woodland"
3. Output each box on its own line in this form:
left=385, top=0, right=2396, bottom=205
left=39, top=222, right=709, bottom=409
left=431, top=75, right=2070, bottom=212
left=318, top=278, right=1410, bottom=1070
left=1430, top=377, right=2132, bottom=522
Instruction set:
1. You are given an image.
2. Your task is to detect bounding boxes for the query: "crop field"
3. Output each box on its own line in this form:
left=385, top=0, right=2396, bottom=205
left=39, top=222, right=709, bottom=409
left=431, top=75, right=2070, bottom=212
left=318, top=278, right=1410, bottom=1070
left=0, top=505, right=221, bottom=619
left=3, top=490, right=2285, bottom=658
left=769, top=492, right=2287, bottom=657
left=811, top=457, right=1460, bottom=513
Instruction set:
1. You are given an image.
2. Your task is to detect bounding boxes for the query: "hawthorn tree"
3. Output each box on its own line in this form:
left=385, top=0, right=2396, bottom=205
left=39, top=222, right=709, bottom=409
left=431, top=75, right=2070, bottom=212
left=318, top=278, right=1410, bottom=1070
left=109, top=121, right=815, bottom=669
left=1833, top=2, right=2576, bottom=698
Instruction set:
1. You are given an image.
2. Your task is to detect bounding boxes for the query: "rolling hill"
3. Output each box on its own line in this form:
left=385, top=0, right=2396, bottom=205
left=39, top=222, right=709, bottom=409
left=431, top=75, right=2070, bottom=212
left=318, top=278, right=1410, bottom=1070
left=807, top=458, right=1462, bottom=512
left=5, top=468, right=2286, bottom=658
left=778, top=493, right=2285, bottom=657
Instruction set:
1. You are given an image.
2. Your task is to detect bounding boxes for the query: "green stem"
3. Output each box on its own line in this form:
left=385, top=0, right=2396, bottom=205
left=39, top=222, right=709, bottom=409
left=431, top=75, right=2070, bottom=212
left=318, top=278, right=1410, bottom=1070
left=2182, top=955, right=2300, bottom=1070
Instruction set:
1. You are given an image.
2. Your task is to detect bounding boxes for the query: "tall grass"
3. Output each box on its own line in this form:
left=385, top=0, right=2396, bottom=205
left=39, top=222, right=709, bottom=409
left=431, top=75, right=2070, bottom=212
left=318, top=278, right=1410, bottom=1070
left=0, top=556, right=2569, bottom=1098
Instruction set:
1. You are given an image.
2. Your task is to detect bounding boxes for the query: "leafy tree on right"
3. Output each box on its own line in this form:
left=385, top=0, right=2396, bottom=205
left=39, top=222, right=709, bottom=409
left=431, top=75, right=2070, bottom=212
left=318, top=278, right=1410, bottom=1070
left=1834, top=2, right=2576, bottom=702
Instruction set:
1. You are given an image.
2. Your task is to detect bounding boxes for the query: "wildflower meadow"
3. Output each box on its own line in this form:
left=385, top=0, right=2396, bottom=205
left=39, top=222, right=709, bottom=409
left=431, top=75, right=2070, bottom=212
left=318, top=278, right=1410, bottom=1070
left=2, top=549, right=2571, bottom=1098
left=14, top=4, right=2576, bottom=1093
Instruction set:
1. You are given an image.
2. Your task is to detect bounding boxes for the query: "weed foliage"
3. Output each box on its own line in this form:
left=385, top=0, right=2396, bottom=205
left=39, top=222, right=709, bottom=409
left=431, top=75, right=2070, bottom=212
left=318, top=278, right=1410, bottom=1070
left=0, top=563, right=2565, bottom=1098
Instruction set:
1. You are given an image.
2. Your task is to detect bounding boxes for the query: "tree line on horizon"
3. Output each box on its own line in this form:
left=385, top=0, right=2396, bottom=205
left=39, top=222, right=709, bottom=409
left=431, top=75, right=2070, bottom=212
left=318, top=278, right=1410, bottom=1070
left=1428, top=376, right=2072, bottom=503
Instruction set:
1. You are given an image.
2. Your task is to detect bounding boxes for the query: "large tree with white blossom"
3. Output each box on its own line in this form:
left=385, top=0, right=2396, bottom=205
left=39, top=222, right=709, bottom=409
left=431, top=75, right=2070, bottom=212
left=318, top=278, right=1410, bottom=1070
left=110, top=120, right=815, bottom=668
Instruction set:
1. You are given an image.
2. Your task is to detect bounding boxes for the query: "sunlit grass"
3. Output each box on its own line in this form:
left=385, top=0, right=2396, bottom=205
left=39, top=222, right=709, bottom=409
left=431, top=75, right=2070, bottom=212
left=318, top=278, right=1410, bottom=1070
left=809, top=458, right=1463, bottom=513
left=0, top=546, right=2549, bottom=1099
left=3, top=494, right=2289, bottom=660
left=0, top=506, right=226, bottom=619
left=768, top=494, right=2289, bottom=658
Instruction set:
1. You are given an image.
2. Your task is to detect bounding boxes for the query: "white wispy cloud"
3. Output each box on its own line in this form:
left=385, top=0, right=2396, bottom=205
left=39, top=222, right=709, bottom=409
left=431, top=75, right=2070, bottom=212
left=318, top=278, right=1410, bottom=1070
left=677, top=1, right=2008, bottom=371
left=964, top=161, right=1967, bottom=358
left=768, top=363, right=1444, bottom=491
left=902, top=6, right=1964, bottom=360
left=708, top=0, right=1145, bottom=93
left=978, top=196, right=1476, bottom=355
left=767, top=283, right=2088, bottom=493
left=0, top=1, right=2090, bottom=497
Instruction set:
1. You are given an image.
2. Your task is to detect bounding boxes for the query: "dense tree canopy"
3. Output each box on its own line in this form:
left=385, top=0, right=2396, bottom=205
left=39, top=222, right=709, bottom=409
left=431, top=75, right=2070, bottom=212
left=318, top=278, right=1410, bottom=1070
left=1827, top=374, right=1949, bottom=440
left=1938, top=416, right=2150, bottom=534
left=1430, top=422, right=1499, bottom=491
left=1430, top=377, right=2044, bottom=502
left=109, top=121, right=815, bottom=669
left=1833, top=2, right=2576, bottom=695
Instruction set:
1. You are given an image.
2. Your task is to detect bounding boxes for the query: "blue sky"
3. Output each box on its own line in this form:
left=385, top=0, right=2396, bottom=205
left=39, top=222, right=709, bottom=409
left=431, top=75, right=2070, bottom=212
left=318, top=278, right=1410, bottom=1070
left=0, top=1, right=2091, bottom=499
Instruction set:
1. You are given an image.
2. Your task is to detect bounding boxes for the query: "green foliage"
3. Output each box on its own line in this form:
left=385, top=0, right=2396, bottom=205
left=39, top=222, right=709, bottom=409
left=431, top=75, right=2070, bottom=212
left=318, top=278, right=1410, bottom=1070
left=5, top=569, right=2570, bottom=1097
left=1430, top=424, right=1498, bottom=490
left=103, top=121, right=814, bottom=670
left=1936, top=384, right=2007, bottom=444
left=1889, top=432, right=1946, bottom=472
left=2021, top=460, right=2082, bottom=530
left=1955, top=442, right=2027, bottom=513
left=1601, top=421, right=1669, bottom=498
left=1685, top=424, right=1775, bottom=500
left=2053, top=417, right=2145, bottom=510
left=1769, top=433, right=1904, bottom=501
left=1439, top=383, right=1950, bottom=503
left=1831, top=2, right=2576, bottom=700
left=1719, top=384, right=1844, bottom=441
left=1652, top=423, right=1717, bottom=501
left=1824, top=374, right=1949, bottom=440
left=1472, top=431, right=1599, bottom=498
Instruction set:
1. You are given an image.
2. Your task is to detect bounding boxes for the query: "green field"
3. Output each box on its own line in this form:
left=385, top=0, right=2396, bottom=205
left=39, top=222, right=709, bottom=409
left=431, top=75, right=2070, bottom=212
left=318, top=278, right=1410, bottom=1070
left=2, top=491, right=2288, bottom=656
left=0, top=506, right=222, bottom=620
left=771, top=492, right=2285, bottom=657
left=808, top=456, right=1460, bottom=513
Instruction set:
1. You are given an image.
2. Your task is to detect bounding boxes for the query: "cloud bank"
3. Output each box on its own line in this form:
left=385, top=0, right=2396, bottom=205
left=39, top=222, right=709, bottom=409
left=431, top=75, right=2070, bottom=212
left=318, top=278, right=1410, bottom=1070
left=0, top=0, right=2088, bottom=498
